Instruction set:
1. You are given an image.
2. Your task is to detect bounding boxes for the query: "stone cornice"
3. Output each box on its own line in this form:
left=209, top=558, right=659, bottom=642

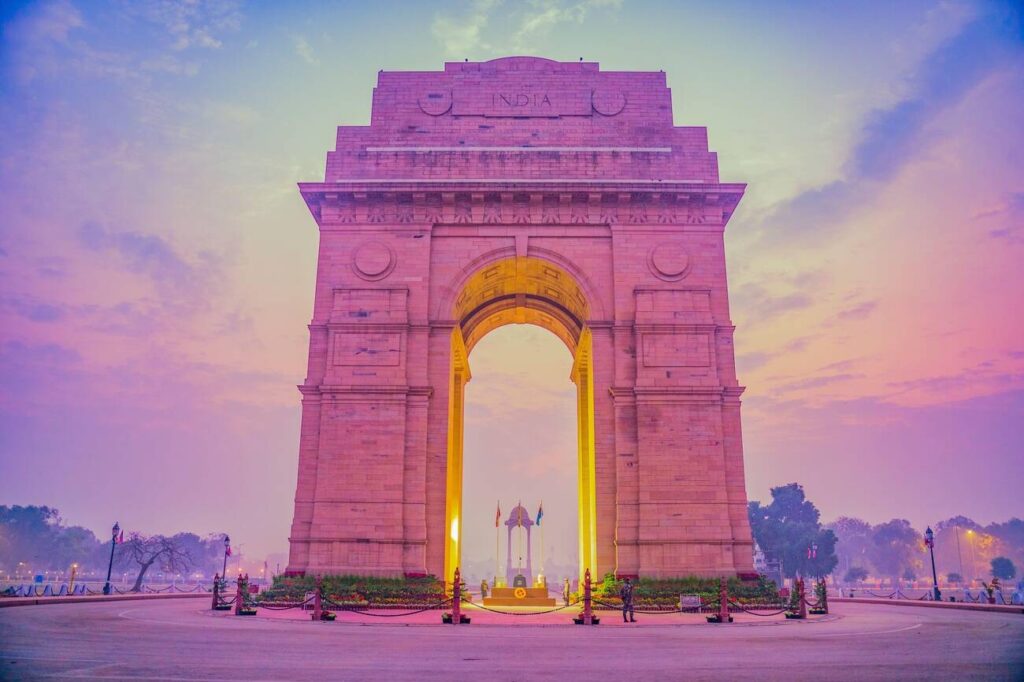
left=298, top=181, right=744, bottom=229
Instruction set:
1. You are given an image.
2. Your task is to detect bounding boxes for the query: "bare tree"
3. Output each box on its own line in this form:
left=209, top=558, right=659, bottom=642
left=117, top=533, right=195, bottom=592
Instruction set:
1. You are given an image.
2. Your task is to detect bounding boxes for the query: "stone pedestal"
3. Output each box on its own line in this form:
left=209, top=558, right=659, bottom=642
left=485, top=586, right=556, bottom=608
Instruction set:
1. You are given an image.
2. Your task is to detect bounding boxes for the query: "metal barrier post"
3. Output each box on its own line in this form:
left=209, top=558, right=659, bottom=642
left=233, top=575, right=243, bottom=616
left=583, top=568, right=594, bottom=625
left=211, top=573, right=219, bottom=610
left=312, top=576, right=323, bottom=621
left=452, top=567, right=463, bottom=625
left=706, top=576, right=732, bottom=623
left=719, top=577, right=730, bottom=623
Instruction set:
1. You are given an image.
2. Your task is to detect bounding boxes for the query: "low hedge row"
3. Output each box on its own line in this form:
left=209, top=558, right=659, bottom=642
left=261, top=574, right=446, bottom=604
left=593, top=574, right=779, bottom=606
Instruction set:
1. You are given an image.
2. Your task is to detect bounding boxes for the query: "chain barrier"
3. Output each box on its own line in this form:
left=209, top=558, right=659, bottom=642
left=2, top=582, right=213, bottom=598
left=322, top=595, right=453, bottom=617
left=727, top=599, right=790, bottom=617
left=253, top=595, right=317, bottom=611
left=863, top=590, right=897, bottom=599
left=592, top=598, right=702, bottom=615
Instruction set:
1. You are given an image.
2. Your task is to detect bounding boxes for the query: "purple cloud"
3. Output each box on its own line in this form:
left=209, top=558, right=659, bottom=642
left=836, top=300, right=878, bottom=321
left=760, top=4, right=1023, bottom=242
left=76, top=221, right=221, bottom=297
left=2, top=295, right=65, bottom=322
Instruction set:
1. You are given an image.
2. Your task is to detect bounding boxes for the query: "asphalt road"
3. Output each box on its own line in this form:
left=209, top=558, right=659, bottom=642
left=1, top=599, right=1022, bottom=681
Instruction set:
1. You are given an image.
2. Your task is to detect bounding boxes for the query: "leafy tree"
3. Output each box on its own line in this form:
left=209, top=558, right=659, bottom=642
left=843, top=566, right=869, bottom=584
left=990, top=556, right=1016, bottom=580
left=985, top=518, right=1024, bottom=550
left=869, top=519, right=922, bottom=586
left=0, top=505, right=98, bottom=572
left=934, top=516, right=981, bottom=534
left=747, top=483, right=838, bottom=579
left=828, top=516, right=873, bottom=577
left=116, top=533, right=197, bottom=591
left=984, top=519, right=1024, bottom=574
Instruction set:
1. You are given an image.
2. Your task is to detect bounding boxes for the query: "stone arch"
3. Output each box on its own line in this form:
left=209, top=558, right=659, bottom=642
left=433, top=246, right=609, bottom=325
left=441, top=255, right=599, bottom=586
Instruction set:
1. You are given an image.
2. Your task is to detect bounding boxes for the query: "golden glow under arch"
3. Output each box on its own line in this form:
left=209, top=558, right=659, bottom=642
left=443, top=256, right=598, bottom=587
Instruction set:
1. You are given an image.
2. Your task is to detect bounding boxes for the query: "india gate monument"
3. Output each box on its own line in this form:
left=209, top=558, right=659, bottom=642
left=286, top=57, right=755, bottom=584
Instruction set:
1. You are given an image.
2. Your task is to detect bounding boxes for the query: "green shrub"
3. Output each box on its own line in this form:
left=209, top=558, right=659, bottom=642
left=262, top=574, right=445, bottom=605
left=593, top=573, right=778, bottom=606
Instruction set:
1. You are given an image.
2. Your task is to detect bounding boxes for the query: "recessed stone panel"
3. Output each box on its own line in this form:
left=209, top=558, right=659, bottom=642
left=642, top=333, right=711, bottom=367
left=333, top=332, right=401, bottom=366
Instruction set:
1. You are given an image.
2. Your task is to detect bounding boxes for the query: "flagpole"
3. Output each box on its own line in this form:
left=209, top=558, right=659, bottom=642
left=495, top=501, right=500, bottom=586
left=518, top=502, right=523, bottom=575
left=540, top=511, right=545, bottom=577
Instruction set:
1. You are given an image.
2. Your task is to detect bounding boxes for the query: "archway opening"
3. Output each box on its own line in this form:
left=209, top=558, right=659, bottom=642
left=461, top=325, right=579, bottom=590
left=443, top=256, right=597, bottom=588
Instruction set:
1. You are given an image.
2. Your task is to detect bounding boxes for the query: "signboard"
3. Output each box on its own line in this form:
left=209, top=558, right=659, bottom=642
left=680, top=594, right=702, bottom=609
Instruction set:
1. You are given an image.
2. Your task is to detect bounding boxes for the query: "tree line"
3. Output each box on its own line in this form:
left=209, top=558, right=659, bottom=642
left=749, top=484, right=1022, bottom=586
left=0, top=505, right=227, bottom=590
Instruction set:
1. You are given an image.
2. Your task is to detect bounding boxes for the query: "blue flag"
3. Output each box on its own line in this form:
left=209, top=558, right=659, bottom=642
left=536, top=502, right=544, bottom=526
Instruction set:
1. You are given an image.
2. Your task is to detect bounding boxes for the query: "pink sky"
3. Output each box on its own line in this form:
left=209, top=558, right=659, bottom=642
left=0, top=0, right=1021, bottom=569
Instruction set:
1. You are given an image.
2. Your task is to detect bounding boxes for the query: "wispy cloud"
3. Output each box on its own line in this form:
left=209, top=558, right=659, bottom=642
left=1, top=294, right=66, bottom=323
left=732, top=281, right=815, bottom=323
left=431, top=0, right=623, bottom=56
left=293, top=35, right=319, bottom=66
left=835, top=300, right=878, bottom=322
left=511, top=0, right=623, bottom=52
left=981, top=191, right=1024, bottom=242
left=432, top=0, right=501, bottom=55
left=76, top=221, right=221, bottom=299
left=125, top=0, right=242, bottom=51
left=759, top=4, right=1022, bottom=243
left=2, top=0, right=241, bottom=85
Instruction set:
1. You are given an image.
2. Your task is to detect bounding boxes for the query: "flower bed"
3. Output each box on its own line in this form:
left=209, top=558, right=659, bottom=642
left=261, top=574, right=446, bottom=607
left=593, top=573, right=779, bottom=608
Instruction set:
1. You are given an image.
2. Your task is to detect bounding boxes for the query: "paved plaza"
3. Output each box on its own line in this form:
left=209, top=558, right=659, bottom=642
left=1, top=599, right=1021, bottom=680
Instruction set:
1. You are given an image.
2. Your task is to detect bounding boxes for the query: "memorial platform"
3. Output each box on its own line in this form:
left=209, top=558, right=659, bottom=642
left=484, top=586, right=556, bottom=608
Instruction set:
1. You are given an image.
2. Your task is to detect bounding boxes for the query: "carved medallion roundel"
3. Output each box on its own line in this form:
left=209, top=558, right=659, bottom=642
left=648, top=243, right=690, bottom=281
left=352, top=241, right=395, bottom=281
left=591, top=90, right=626, bottom=116
left=418, top=90, right=452, bottom=116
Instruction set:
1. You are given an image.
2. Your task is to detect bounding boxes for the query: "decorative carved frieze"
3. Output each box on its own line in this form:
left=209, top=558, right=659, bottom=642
left=302, top=188, right=737, bottom=228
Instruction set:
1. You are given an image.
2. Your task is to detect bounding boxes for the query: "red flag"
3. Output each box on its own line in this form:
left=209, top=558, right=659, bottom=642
left=117, top=530, right=124, bottom=544
left=226, top=546, right=232, bottom=557
left=495, top=502, right=501, bottom=528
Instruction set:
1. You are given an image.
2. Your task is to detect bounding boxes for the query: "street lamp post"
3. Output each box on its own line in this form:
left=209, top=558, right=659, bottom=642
left=953, top=524, right=964, bottom=581
left=102, top=522, right=120, bottom=595
left=222, top=535, right=231, bottom=580
left=924, top=527, right=941, bottom=601
left=966, top=529, right=977, bottom=585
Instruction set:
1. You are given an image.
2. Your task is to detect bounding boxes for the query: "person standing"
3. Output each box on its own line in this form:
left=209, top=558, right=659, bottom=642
left=620, top=577, right=636, bottom=623
left=480, top=579, right=489, bottom=599
left=563, top=577, right=571, bottom=606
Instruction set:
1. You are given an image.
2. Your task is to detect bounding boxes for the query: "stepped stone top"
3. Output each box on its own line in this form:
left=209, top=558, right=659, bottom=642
left=314, top=57, right=726, bottom=186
